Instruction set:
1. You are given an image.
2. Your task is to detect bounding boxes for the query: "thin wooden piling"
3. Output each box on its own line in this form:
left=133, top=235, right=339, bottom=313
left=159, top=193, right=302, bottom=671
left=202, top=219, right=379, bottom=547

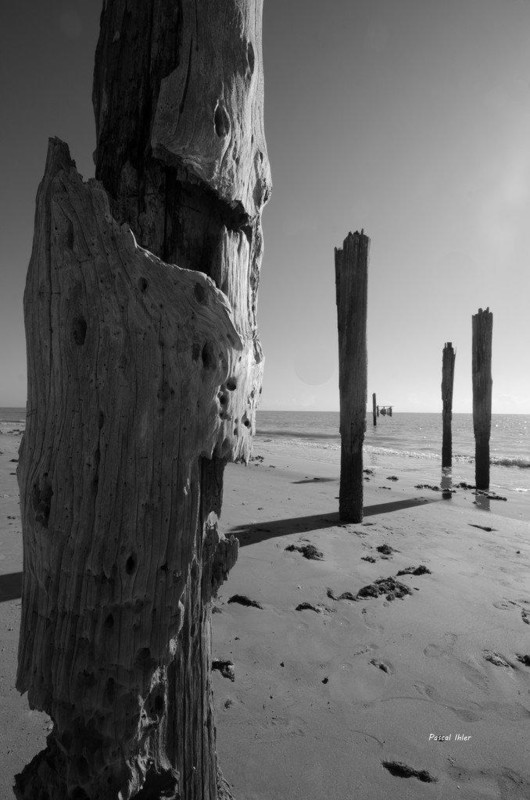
left=472, top=308, right=493, bottom=489
left=441, top=342, right=456, bottom=468
left=335, top=230, right=369, bottom=522
left=372, top=393, right=377, bottom=426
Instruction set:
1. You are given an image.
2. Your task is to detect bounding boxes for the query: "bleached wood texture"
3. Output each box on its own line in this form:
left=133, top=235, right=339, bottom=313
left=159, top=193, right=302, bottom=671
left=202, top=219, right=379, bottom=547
left=441, top=342, right=456, bottom=468
left=335, top=231, right=369, bottom=524
left=472, top=308, right=493, bottom=491
left=16, top=1, right=270, bottom=798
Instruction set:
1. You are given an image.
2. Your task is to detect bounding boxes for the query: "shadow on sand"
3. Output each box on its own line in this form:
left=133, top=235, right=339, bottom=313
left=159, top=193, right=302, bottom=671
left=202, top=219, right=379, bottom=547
left=231, top=496, right=439, bottom=547
left=0, top=571, right=22, bottom=603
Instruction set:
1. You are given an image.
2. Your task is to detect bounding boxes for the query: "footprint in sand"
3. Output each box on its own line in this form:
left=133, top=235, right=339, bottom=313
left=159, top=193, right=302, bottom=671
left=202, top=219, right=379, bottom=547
left=493, top=599, right=516, bottom=611
left=412, top=683, right=481, bottom=722
left=423, top=633, right=458, bottom=658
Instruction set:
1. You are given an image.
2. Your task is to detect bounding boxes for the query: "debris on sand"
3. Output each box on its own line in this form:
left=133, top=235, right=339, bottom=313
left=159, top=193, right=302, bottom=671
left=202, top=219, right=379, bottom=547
left=396, top=565, right=431, bottom=576
left=469, top=524, right=496, bottom=532
left=370, top=659, right=390, bottom=674
left=415, top=484, right=439, bottom=491
left=475, top=490, right=507, bottom=502
left=516, top=654, right=530, bottom=667
left=386, top=475, right=399, bottom=481
left=376, top=544, right=395, bottom=556
left=484, top=651, right=511, bottom=668
left=361, top=556, right=376, bottom=563
left=327, top=577, right=412, bottom=603
left=227, top=594, right=263, bottom=609
left=285, top=544, right=324, bottom=561
left=357, top=577, right=412, bottom=601
left=326, top=588, right=357, bottom=602
left=212, top=660, right=235, bottom=681
left=382, top=761, right=437, bottom=783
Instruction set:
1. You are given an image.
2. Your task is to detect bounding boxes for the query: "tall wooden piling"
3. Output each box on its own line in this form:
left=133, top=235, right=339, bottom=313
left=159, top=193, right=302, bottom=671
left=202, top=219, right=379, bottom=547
left=441, top=342, right=456, bottom=468
left=16, top=2, right=270, bottom=797
left=372, top=393, right=377, bottom=426
left=472, top=308, right=493, bottom=489
left=335, top=231, right=369, bottom=522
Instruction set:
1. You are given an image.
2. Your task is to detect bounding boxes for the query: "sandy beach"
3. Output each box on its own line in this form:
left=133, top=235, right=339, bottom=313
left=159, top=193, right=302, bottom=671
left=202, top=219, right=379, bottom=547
left=1, top=427, right=529, bottom=799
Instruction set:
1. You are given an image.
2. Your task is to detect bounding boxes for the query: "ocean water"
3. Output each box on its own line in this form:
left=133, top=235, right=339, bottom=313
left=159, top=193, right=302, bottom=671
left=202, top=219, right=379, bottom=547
left=256, top=410, right=530, bottom=496
left=2, top=408, right=528, bottom=495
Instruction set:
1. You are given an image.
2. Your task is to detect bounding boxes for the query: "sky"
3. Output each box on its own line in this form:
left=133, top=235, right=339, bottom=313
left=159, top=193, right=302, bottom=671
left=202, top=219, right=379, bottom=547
left=1, top=0, right=530, bottom=413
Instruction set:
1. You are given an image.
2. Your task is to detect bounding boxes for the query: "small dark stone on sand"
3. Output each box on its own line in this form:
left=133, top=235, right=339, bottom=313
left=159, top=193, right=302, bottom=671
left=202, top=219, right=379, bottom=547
left=382, top=761, right=437, bottom=783
left=361, top=556, right=376, bottom=563
left=295, top=602, right=321, bottom=613
left=376, top=544, right=394, bottom=555
left=516, top=654, right=530, bottom=667
left=322, top=677, right=329, bottom=684
left=370, top=659, right=389, bottom=674
left=386, top=475, right=399, bottom=481
left=363, top=469, right=374, bottom=475
left=228, top=594, right=263, bottom=609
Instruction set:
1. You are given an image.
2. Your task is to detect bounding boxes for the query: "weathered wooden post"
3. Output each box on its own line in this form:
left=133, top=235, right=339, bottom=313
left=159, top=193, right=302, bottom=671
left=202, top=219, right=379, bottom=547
left=16, top=2, right=271, bottom=799
left=372, top=393, right=377, bottom=426
left=441, top=342, right=456, bottom=468
left=335, top=231, right=369, bottom=523
left=472, top=308, right=493, bottom=490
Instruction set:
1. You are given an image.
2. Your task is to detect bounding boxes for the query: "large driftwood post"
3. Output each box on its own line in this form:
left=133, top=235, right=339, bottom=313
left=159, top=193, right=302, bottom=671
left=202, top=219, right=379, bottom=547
left=335, top=231, right=369, bottom=523
left=472, top=308, right=493, bottom=490
left=441, top=342, right=456, bottom=468
left=16, top=2, right=271, bottom=799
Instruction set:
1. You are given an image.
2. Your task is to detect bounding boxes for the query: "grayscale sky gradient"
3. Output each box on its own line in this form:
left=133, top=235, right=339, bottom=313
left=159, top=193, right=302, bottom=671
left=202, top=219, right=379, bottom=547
left=1, top=0, right=530, bottom=412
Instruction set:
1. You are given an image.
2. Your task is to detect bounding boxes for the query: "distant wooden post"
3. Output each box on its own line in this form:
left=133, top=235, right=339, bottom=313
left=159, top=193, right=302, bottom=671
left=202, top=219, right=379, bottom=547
left=335, top=230, right=369, bottom=522
left=441, top=342, right=456, bottom=468
left=372, top=393, right=377, bottom=426
left=472, top=308, right=493, bottom=489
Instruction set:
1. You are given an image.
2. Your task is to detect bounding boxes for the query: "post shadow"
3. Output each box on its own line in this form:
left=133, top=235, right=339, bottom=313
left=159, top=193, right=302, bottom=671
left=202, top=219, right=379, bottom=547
left=0, top=572, right=23, bottom=603
left=229, top=496, right=439, bottom=547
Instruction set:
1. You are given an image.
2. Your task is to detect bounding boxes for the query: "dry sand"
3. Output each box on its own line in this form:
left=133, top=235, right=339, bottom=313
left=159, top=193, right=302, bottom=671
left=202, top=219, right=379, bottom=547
left=1, top=428, right=529, bottom=799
